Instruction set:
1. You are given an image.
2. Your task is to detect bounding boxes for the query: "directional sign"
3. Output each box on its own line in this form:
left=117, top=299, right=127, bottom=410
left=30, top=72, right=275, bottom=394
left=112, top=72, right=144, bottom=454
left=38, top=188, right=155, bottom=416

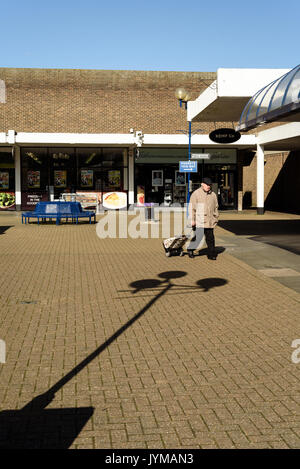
left=179, top=161, right=198, bottom=173
left=191, top=153, right=211, bottom=160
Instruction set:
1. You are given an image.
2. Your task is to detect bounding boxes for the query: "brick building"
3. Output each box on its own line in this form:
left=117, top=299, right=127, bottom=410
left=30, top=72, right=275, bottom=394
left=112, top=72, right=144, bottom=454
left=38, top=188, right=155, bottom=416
left=0, top=67, right=298, bottom=212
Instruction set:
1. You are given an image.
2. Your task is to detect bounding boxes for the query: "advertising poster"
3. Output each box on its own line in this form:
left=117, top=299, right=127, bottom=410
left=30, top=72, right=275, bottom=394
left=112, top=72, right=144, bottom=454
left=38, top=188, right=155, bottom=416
left=21, top=192, right=48, bottom=211
left=103, top=192, right=127, bottom=210
left=175, top=171, right=186, bottom=186
left=108, top=170, right=121, bottom=188
left=0, top=172, right=9, bottom=190
left=152, top=170, right=163, bottom=187
left=0, top=191, right=15, bottom=210
left=27, top=170, right=40, bottom=189
left=81, top=169, right=93, bottom=187
left=137, top=185, right=145, bottom=205
left=76, top=192, right=102, bottom=213
left=54, top=170, right=67, bottom=188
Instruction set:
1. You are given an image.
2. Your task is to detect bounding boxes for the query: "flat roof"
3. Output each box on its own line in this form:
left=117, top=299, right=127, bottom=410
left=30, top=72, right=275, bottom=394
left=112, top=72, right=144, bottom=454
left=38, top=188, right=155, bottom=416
left=187, top=68, right=290, bottom=122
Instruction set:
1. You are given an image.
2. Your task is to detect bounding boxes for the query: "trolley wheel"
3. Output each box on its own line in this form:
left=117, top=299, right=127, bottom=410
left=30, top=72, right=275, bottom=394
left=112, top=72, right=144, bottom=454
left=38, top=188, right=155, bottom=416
left=179, top=251, right=184, bottom=257
left=165, top=252, right=171, bottom=257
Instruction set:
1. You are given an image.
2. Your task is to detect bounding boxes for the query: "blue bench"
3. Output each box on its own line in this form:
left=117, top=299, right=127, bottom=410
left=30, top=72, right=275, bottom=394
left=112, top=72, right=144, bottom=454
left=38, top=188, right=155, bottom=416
left=22, top=201, right=96, bottom=225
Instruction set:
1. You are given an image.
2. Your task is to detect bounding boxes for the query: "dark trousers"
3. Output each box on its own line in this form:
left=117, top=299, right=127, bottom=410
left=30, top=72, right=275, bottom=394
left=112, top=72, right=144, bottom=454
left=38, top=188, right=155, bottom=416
left=188, top=227, right=215, bottom=256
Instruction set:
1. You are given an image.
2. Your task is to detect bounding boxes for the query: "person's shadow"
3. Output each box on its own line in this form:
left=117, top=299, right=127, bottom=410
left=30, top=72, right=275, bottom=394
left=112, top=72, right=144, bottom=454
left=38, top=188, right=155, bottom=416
left=0, top=271, right=227, bottom=448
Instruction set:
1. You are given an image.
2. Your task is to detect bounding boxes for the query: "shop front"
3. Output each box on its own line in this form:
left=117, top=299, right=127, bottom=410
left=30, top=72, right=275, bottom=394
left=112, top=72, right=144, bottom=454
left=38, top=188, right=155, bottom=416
left=0, top=148, right=15, bottom=211
left=20, top=147, right=128, bottom=211
left=135, top=148, right=238, bottom=209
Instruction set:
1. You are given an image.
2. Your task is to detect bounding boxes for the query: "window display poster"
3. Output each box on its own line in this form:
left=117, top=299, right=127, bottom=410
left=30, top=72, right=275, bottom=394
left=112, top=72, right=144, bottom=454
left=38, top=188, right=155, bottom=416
left=0, top=172, right=9, bottom=189
left=54, top=170, right=67, bottom=188
left=175, top=171, right=186, bottom=186
left=137, top=185, right=145, bottom=205
left=152, top=170, right=163, bottom=187
left=76, top=192, right=102, bottom=213
left=27, top=170, right=40, bottom=189
left=0, top=191, right=15, bottom=210
left=81, top=169, right=93, bottom=187
left=21, top=192, right=48, bottom=211
left=108, top=170, right=121, bottom=188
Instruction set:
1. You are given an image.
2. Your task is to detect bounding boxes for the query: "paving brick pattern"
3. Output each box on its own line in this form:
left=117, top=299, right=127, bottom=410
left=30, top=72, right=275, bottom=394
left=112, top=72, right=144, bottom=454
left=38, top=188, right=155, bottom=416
left=1, top=213, right=300, bottom=449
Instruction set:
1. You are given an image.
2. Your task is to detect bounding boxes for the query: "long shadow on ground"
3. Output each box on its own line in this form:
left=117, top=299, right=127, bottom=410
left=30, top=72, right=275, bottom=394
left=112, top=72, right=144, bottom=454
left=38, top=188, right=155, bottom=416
left=0, top=271, right=227, bottom=448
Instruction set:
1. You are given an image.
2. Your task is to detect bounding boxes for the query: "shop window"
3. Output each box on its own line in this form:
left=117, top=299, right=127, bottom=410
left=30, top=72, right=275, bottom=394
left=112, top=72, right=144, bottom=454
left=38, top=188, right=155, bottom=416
left=77, top=149, right=102, bottom=190
left=0, top=148, right=15, bottom=210
left=21, top=148, right=48, bottom=191
left=102, top=148, right=124, bottom=167
left=49, top=148, right=75, bottom=194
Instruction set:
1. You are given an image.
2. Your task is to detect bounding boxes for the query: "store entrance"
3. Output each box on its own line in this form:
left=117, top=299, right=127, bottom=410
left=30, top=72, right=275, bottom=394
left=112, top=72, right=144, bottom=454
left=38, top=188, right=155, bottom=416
left=216, top=171, right=235, bottom=209
left=198, top=168, right=236, bottom=210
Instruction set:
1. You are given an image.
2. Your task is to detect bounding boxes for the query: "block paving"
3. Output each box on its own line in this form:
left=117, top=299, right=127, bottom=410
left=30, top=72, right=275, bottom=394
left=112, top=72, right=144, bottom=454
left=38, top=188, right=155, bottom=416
left=0, top=211, right=300, bottom=449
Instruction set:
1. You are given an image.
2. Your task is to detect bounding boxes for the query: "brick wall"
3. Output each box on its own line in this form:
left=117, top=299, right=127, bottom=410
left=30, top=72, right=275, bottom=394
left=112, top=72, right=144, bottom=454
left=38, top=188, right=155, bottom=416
left=242, top=151, right=300, bottom=213
left=0, top=68, right=225, bottom=134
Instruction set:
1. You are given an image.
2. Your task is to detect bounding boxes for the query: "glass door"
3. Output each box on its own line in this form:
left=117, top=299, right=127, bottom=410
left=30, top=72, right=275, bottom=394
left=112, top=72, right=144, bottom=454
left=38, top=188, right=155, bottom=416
left=217, top=171, right=236, bottom=209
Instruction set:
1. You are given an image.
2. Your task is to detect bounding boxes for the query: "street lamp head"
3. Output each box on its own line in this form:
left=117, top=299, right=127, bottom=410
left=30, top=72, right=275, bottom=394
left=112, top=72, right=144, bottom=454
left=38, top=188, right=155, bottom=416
left=175, top=88, right=187, bottom=101
left=183, top=92, right=192, bottom=102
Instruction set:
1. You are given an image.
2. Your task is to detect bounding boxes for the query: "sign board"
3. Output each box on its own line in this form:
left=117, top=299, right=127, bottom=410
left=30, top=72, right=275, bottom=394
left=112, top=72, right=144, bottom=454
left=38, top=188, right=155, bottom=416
left=179, top=161, right=198, bottom=173
left=191, top=153, right=211, bottom=160
left=209, top=128, right=241, bottom=144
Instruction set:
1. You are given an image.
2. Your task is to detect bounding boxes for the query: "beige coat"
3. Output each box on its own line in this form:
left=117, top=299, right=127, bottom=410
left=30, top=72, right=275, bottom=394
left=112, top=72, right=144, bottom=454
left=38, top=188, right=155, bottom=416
left=189, top=186, right=219, bottom=228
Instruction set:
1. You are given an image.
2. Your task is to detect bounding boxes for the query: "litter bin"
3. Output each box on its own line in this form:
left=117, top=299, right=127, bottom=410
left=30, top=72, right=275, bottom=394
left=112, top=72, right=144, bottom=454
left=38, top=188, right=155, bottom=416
left=144, top=203, right=155, bottom=221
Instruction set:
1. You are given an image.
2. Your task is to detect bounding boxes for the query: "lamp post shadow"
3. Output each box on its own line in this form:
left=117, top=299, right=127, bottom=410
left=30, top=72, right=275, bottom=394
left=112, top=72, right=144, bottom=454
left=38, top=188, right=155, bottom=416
left=0, top=270, right=227, bottom=448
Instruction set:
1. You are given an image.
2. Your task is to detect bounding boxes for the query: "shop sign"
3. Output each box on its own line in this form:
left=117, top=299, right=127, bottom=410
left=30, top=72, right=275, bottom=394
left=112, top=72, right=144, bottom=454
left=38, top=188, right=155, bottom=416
left=179, top=161, right=198, bottom=173
left=209, top=128, right=241, bottom=144
left=191, top=153, right=211, bottom=160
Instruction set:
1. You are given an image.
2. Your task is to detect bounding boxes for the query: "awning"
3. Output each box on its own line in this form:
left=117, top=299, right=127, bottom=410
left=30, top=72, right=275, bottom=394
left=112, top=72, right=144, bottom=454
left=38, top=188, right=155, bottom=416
left=236, top=64, right=300, bottom=132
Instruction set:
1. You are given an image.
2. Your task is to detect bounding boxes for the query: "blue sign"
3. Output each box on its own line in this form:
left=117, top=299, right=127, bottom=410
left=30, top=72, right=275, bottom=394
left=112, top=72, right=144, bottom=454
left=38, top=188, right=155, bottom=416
left=179, top=161, right=198, bottom=173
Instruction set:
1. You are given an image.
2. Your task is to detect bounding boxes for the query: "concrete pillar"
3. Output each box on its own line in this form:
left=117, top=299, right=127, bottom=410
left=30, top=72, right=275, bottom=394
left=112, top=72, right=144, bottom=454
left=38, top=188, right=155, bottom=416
left=128, top=148, right=134, bottom=205
left=14, top=145, right=21, bottom=211
left=256, top=143, right=264, bottom=215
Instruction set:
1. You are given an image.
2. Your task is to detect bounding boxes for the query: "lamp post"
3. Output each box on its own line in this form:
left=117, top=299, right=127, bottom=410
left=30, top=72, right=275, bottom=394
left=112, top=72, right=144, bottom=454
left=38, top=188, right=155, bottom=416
left=175, top=88, right=202, bottom=206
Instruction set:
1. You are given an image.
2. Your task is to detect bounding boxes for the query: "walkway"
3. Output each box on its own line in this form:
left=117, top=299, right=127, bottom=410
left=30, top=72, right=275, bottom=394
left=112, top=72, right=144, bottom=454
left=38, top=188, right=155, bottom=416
left=0, top=210, right=300, bottom=449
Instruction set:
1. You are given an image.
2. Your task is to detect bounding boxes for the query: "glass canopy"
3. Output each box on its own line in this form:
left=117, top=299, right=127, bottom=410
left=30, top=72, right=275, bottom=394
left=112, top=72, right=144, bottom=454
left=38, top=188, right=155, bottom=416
left=237, top=64, right=300, bottom=131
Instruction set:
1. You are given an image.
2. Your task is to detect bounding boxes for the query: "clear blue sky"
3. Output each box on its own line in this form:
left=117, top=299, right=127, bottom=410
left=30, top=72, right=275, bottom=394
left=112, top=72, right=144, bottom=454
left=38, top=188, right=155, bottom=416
left=1, top=0, right=299, bottom=72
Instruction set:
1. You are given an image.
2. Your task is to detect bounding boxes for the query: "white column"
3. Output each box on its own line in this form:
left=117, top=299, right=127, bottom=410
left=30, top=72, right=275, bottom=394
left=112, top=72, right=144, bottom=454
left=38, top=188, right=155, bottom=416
left=14, top=145, right=21, bottom=210
left=128, top=148, right=135, bottom=205
left=256, top=143, right=264, bottom=215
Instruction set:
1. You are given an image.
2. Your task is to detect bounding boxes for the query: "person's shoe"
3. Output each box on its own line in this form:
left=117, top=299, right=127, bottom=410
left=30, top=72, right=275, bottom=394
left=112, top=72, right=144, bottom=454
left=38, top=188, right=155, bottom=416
left=188, top=250, right=195, bottom=258
left=208, top=255, right=217, bottom=260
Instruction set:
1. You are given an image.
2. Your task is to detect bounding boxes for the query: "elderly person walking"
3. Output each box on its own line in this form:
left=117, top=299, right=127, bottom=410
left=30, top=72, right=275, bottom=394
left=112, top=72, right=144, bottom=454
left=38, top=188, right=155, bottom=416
left=187, top=177, right=219, bottom=259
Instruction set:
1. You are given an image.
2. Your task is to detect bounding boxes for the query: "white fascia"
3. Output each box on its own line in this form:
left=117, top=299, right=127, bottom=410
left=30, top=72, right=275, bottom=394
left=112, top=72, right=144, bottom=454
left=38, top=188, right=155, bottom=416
left=257, top=122, right=300, bottom=145
left=0, top=133, right=7, bottom=143
left=143, top=133, right=256, bottom=146
left=15, top=132, right=135, bottom=145
left=0, top=131, right=256, bottom=147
